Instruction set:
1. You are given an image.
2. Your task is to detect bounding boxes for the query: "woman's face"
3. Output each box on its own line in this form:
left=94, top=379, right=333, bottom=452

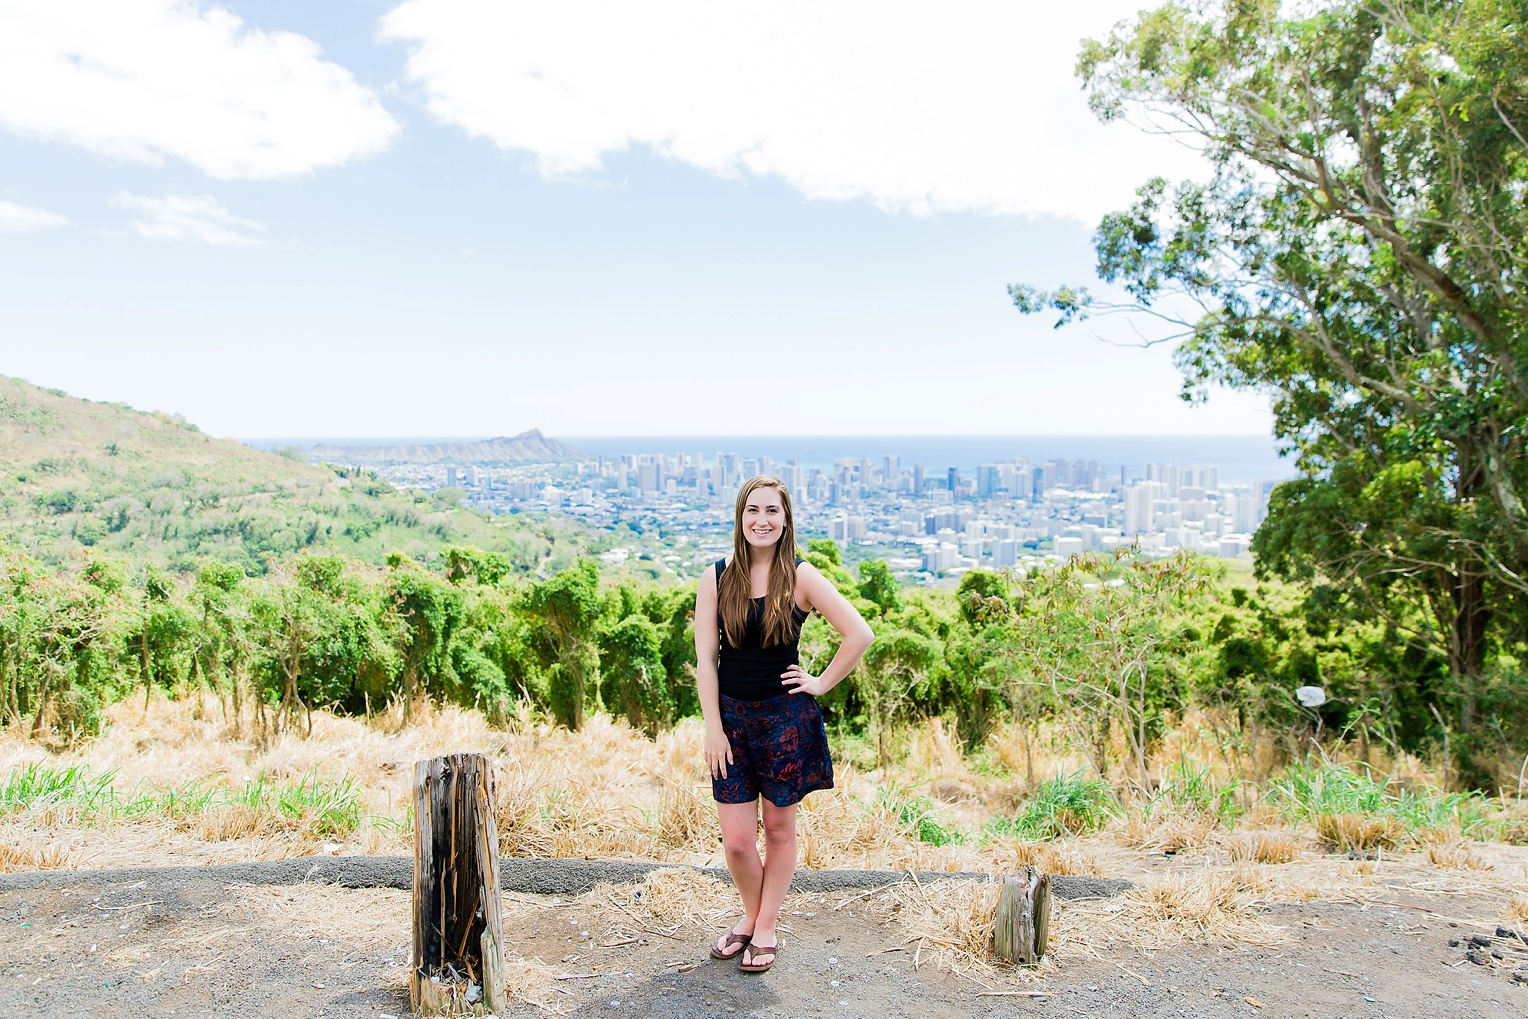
left=740, top=487, right=787, bottom=550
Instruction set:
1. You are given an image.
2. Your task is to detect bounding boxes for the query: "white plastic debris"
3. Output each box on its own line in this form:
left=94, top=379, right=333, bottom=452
left=1295, top=686, right=1326, bottom=707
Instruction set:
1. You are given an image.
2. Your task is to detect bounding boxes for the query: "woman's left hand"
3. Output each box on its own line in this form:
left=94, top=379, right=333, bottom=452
left=781, top=665, right=829, bottom=696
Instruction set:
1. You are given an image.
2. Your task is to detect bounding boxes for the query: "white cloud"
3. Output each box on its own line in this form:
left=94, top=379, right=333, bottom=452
left=0, top=199, right=70, bottom=232
left=379, top=0, right=1201, bottom=221
left=0, top=1, right=400, bottom=179
left=109, top=192, right=264, bottom=247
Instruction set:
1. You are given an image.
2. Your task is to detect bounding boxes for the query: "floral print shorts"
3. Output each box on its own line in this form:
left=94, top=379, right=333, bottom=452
left=712, top=692, right=835, bottom=808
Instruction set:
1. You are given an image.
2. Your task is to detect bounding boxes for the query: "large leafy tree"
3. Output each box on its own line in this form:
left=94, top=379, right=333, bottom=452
left=522, top=558, right=603, bottom=730
left=1013, top=0, right=1528, bottom=738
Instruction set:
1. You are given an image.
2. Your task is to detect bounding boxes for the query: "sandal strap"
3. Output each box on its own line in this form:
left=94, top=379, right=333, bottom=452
left=744, top=942, right=778, bottom=963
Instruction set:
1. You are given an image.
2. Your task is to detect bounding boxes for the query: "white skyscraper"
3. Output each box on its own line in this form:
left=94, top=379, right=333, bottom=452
left=1125, top=482, right=1160, bottom=534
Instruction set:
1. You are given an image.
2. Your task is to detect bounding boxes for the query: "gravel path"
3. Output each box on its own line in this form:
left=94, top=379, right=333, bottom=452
left=1, top=859, right=1522, bottom=1018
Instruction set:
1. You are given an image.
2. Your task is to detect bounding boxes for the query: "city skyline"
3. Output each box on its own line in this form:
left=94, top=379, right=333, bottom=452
left=352, top=439, right=1278, bottom=583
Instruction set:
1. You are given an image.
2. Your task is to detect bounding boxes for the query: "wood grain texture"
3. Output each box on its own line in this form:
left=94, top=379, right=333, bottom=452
left=410, top=753, right=507, bottom=1017
left=992, top=866, right=1052, bottom=965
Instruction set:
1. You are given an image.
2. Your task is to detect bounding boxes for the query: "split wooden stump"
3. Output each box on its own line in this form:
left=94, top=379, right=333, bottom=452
left=992, top=866, right=1052, bottom=965
left=411, top=753, right=508, bottom=1017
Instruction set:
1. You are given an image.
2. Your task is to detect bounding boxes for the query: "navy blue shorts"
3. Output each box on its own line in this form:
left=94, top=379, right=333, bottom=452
left=712, top=692, right=834, bottom=808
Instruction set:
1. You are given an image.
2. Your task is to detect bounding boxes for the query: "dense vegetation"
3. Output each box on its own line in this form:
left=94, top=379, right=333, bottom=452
left=1014, top=0, right=1528, bottom=786
left=7, top=518, right=1523, bottom=790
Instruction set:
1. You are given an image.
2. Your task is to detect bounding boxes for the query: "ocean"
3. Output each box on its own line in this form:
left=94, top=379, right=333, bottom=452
left=246, top=434, right=1295, bottom=486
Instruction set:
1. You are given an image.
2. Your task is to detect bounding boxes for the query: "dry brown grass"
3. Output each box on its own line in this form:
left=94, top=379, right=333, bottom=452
left=1226, top=829, right=1301, bottom=864
left=1120, top=811, right=1220, bottom=854
left=1106, top=866, right=1285, bottom=948
left=1425, top=840, right=1491, bottom=870
left=885, top=877, right=1007, bottom=979
left=1314, top=812, right=1406, bottom=851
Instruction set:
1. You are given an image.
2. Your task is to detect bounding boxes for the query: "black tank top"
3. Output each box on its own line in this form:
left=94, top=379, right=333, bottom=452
left=714, top=558, right=810, bottom=701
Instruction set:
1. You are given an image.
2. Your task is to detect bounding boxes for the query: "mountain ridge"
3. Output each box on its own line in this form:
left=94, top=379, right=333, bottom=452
left=308, top=429, right=585, bottom=464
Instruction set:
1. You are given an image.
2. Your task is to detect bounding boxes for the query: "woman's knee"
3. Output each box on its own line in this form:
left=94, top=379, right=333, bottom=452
left=721, top=826, right=759, bottom=859
left=762, top=812, right=796, bottom=846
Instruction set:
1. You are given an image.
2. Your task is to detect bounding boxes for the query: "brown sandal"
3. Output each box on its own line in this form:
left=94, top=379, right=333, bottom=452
left=738, top=941, right=778, bottom=973
left=710, top=932, right=751, bottom=960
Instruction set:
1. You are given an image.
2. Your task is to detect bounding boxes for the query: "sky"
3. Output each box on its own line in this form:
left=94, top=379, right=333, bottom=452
left=0, top=1, right=1274, bottom=439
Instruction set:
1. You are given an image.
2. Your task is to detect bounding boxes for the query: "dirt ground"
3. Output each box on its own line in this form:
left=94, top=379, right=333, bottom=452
left=1, top=859, right=1525, bottom=1019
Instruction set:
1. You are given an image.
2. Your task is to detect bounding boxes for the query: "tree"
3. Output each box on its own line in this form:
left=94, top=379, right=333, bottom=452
left=385, top=553, right=462, bottom=723
left=1012, top=0, right=1528, bottom=752
left=126, top=565, right=191, bottom=711
left=599, top=614, right=671, bottom=736
left=522, top=559, right=603, bottom=730
left=857, top=559, right=904, bottom=616
left=859, top=628, right=943, bottom=769
left=1007, top=552, right=1212, bottom=792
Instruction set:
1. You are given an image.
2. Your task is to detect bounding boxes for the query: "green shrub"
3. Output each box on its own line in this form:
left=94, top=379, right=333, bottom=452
left=995, top=771, right=1116, bottom=839
left=882, top=791, right=962, bottom=846
left=1153, top=753, right=1240, bottom=823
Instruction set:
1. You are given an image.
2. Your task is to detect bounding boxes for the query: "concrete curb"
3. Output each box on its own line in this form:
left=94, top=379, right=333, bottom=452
left=0, top=856, right=1132, bottom=899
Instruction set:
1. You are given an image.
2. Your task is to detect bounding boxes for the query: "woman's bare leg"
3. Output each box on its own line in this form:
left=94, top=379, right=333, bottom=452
left=716, top=801, right=763, bottom=953
left=743, top=800, right=798, bottom=964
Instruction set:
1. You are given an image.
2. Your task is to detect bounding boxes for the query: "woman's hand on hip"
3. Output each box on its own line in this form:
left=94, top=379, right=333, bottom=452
left=704, top=724, right=733, bottom=779
left=781, top=665, right=829, bottom=697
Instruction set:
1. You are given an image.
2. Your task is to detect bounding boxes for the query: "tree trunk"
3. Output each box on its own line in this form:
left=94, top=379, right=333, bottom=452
left=140, top=630, right=153, bottom=713
left=992, top=866, right=1052, bottom=965
left=412, top=753, right=508, bottom=1017
left=1450, top=565, right=1489, bottom=732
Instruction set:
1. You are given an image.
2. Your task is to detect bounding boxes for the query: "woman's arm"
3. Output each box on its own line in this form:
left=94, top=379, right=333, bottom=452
left=694, top=564, right=732, bottom=779
left=781, top=561, right=874, bottom=697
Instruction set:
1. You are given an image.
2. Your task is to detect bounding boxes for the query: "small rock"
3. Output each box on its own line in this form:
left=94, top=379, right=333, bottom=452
left=1468, top=935, right=1494, bottom=949
left=1466, top=950, right=1491, bottom=966
left=1512, top=973, right=1528, bottom=985
left=1449, top=938, right=1462, bottom=947
left=1498, top=927, right=1523, bottom=941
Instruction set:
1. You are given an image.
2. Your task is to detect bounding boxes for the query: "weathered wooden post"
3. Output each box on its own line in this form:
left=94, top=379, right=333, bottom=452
left=992, top=866, right=1052, bottom=965
left=411, top=753, right=508, bottom=1017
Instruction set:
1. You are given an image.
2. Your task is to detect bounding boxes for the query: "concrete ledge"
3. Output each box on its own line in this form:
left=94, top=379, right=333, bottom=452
left=0, top=856, right=1133, bottom=900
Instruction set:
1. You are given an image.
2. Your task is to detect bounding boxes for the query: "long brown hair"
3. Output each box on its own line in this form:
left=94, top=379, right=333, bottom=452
left=718, top=476, right=800, bottom=648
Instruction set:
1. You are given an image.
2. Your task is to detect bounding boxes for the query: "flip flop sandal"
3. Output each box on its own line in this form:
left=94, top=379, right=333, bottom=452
left=710, top=932, right=751, bottom=960
left=738, top=942, right=778, bottom=973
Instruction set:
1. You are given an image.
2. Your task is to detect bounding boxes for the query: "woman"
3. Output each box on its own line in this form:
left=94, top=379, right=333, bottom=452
left=695, top=476, right=874, bottom=973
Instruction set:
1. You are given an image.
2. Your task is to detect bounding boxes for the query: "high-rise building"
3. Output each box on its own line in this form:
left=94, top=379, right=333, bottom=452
left=1125, top=482, right=1161, bottom=534
left=1181, top=465, right=1220, bottom=491
left=637, top=458, right=661, bottom=493
left=1254, top=479, right=1277, bottom=525
left=445, top=466, right=458, bottom=488
left=913, top=462, right=925, bottom=494
left=947, top=466, right=960, bottom=493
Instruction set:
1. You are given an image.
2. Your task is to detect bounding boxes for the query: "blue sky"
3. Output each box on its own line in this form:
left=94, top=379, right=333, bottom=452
left=0, top=1, right=1273, bottom=439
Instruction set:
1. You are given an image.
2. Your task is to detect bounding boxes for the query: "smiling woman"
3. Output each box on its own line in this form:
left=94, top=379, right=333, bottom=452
left=693, top=475, right=873, bottom=973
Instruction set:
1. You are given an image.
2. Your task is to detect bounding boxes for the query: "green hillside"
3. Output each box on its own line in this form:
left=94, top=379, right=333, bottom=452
left=0, top=376, right=569, bottom=573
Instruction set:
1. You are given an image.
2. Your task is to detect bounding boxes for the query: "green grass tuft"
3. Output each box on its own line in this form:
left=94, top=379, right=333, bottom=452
left=0, top=763, right=117, bottom=817
left=993, top=771, right=1116, bottom=839
left=1269, top=761, right=1490, bottom=841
